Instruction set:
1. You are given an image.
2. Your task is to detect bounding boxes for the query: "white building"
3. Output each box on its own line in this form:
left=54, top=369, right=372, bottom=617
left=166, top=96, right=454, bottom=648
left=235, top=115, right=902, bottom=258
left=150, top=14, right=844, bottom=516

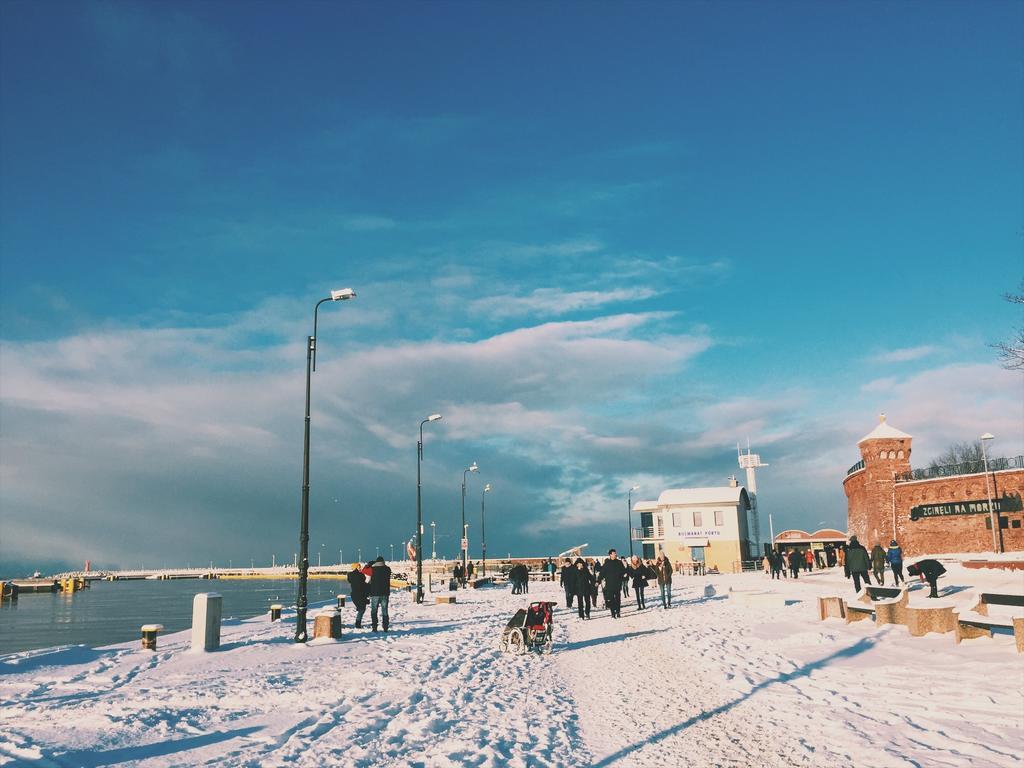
left=632, top=481, right=754, bottom=573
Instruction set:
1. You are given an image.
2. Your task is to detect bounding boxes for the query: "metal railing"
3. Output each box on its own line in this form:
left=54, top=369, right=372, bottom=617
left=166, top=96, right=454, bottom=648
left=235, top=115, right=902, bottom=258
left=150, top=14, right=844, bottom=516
left=846, top=459, right=865, bottom=476
left=895, top=455, right=1023, bottom=483
left=631, top=526, right=662, bottom=540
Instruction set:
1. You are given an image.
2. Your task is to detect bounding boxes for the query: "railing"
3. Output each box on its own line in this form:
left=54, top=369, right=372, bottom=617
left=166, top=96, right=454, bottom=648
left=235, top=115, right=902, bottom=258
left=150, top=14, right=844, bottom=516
left=895, top=455, right=1023, bottom=483
left=846, top=459, right=865, bottom=476
left=631, top=526, right=661, bottom=540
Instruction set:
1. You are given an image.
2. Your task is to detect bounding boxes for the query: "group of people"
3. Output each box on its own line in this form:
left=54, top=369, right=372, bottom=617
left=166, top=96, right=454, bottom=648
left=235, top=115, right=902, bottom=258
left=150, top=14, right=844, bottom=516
left=346, top=557, right=393, bottom=632
left=763, top=549, right=811, bottom=579
left=507, top=562, right=531, bottom=594
left=452, top=560, right=477, bottom=588
left=844, top=537, right=947, bottom=597
left=558, top=549, right=674, bottom=619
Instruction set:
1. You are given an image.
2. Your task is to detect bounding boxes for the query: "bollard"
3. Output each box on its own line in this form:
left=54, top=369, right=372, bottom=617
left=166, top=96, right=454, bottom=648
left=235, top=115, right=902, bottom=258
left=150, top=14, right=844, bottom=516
left=191, top=592, right=222, bottom=652
left=336, top=594, right=346, bottom=609
left=313, top=608, right=342, bottom=640
left=141, top=624, right=164, bottom=651
left=270, top=604, right=283, bottom=622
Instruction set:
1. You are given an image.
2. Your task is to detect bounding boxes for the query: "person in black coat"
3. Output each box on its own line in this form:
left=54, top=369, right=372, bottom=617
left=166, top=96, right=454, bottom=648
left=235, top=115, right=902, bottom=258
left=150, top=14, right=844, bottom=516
left=787, top=550, right=801, bottom=579
left=367, top=556, right=393, bottom=632
left=907, top=559, right=946, bottom=598
left=629, top=555, right=651, bottom=610
left=559, top=559, right=576, bottom=608
left=347, top=563, right=369, bottom=628
left=571, top=558, right=594, bottom=619
left=596, top=549, right=627, bottom=618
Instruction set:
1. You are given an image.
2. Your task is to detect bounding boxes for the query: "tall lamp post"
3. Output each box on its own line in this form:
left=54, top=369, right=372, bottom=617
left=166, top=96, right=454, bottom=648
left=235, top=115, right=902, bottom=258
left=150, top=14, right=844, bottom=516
left=416, top=414, right=442, bottom=603
left=295, top=287, right=356, bottom=643
left=981, top=433, right=999, bottom=552
left=430, top=521, right=436, bottom=561
left=461, top=462, right=479, bottom=572
left=627, top=485, right=640, bottom=558
left=480, top=483, right=491, bottom=576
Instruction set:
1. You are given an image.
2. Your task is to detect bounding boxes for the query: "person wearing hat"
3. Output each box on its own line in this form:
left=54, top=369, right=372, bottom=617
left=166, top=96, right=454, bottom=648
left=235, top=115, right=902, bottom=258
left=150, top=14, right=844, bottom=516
left=886, top=540, right=904, bottom=585
left=347, top=562, right=369, bottom=629
left=368, top=556, right=393, bottom=632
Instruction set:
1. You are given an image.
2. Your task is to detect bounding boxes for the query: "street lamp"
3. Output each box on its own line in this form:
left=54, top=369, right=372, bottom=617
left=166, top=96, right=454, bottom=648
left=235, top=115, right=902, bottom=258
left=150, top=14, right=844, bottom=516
left=627, top=485, right=640, bottom=558
left=981, top=433, right=999, bottom=552
left=416, top=414, right=443, bottom=603
left=481, top=483, right=491, bottom=576
left=430, top=521, right=437, bottom=561
left=461, top=462, right=479, bottom=572
left=390, top=543, right=394, bottom=561
left=295, top=287, right=357, bottom=644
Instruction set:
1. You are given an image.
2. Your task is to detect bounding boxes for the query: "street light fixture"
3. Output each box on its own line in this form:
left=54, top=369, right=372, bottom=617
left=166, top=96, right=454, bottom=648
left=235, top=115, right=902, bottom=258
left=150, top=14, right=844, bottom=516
left=981, top=433, right=999, bottom=552
left=481, top=483, right=491, bottom=576
left=627, top=485, right=640, bottom=557
left=416, top=414, right=443, bottom=603
left=461, top=462, right=479, bottom=573
left=430, top=521, right=437, bottom=561
left=295, top=287, right=356, bottom=644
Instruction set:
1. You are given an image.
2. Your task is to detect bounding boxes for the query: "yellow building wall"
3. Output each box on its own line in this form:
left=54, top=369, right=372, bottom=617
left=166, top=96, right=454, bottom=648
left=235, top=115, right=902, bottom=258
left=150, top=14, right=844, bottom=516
left=658, top=539, right=744, bottom=573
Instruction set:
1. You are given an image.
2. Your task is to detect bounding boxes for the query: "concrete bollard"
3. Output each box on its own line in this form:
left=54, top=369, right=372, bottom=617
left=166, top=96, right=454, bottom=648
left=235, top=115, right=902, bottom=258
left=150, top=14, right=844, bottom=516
left=313, top=608, right=342, bottom=640
left=141, top=624, right=164, bottom=651
left=270, top=603, right=283, bottom=622
left=703, top=583, right=716, bottom=598
left=191, top=592, right=222, bottom=652
left=336, top=594, right=346, bottom=609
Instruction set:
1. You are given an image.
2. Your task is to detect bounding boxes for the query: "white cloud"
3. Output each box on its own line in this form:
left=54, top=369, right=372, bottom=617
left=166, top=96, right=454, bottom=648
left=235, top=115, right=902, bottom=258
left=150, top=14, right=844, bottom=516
left=468, top=287, right=658, bottom=319
left=872, top=345, right=938, bottom=363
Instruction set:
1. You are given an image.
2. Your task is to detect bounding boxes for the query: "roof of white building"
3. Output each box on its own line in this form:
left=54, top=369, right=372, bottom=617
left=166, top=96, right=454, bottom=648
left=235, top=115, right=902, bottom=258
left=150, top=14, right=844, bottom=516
left=632, top=500, right=659, bottom=512
left=656, top=486, right=749, bottom=508
left=857, top=414, right=912, bottom=445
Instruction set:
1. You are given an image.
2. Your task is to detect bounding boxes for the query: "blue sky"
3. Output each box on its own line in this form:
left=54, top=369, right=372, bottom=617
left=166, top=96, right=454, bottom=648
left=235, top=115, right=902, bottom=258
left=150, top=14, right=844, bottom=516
left=1, top=1, right=1022, bottom=573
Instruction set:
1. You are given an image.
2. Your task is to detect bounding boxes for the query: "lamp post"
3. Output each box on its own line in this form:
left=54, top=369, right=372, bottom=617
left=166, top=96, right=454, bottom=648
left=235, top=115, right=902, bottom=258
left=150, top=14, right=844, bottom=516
left=981, top=433, right=999, bottom=552
left=416, top=414, right=443, bottom=603
left=627, top=485, right=640, bottom=557
left=390, top=543, right=394, bottom=561
left=430, top=522, right=436, bottom=561
left=461, top=462, right=479, bottom=572
left=480, top=484, right=491, bottom=576
left=295, top=287, right=356, bottom=644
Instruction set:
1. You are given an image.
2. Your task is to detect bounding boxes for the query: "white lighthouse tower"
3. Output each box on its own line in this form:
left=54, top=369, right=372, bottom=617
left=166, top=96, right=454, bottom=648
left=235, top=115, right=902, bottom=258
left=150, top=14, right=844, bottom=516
left=738, top=441, right=770, bottom=556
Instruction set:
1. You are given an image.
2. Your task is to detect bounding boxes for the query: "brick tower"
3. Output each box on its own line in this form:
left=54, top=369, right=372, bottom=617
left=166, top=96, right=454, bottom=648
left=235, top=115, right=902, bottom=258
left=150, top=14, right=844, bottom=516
left=844, top=414, right=912, bottom=546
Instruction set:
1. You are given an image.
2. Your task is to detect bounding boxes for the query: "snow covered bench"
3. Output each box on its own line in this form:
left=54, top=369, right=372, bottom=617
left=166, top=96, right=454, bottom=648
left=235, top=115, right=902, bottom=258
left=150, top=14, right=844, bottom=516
left=859, top=585, right=903, bottom=604
left=904, top=603, right=958, bottom=637
left=435, top=595, right=456, bottom=604
left=817, top=595, right=846, bottom=621
left=955, top=593, right=1024, bottom=652
left=729, top=588, right=785, bottom=609
left=841, top=587, right=908, bottom=626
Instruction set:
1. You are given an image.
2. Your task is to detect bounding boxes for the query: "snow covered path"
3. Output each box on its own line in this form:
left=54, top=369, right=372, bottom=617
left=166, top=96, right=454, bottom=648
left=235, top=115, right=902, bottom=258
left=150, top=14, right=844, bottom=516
left=1, top=565, right=1022, bottom=767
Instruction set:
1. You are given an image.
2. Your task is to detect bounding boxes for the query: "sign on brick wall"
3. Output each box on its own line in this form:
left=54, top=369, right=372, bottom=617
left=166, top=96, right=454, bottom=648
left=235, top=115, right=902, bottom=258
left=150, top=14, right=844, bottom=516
left=909, top=494, right=1023, bottom=521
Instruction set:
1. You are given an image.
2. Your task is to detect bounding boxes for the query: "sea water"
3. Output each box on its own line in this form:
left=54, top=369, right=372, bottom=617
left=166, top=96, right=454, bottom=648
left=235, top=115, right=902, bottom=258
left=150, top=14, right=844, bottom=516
left=0, top=578, right=351, bottom=655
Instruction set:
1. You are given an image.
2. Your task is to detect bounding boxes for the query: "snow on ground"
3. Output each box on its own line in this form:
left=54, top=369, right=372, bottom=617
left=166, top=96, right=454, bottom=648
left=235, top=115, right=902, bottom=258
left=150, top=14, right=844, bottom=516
left=1, top=564, right=1022, bottom=767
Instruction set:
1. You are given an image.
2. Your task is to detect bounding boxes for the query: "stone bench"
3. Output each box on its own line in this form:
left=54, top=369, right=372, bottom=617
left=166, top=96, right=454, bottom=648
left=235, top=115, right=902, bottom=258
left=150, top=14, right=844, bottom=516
left=140, top=624, right=164, bottom=651
left=817, top=595, right=846, bottom=621
left=729, top=588, right=786, bottom=609
left=905, top=604, right=958, bottom=637
left=955, top=593, right=1024, bottom=652
left=860, top=585, right=903, bottom=604
left=435, top=595, right=456, bottom=604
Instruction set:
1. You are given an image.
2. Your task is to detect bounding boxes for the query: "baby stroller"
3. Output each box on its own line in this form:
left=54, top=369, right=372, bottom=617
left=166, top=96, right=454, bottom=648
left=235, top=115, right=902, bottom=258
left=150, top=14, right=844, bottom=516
left=500, top=601, right=556, bottom=654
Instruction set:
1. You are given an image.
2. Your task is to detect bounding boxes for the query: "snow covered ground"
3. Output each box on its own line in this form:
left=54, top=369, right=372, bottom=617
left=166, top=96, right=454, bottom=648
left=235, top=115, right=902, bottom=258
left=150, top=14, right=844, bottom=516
left=1, top=564, right=1022, bottom=767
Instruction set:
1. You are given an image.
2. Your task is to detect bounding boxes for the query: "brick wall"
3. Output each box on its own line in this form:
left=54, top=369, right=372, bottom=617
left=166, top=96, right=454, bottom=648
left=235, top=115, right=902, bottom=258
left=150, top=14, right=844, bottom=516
left=844, top=433, right=1024, bottom=556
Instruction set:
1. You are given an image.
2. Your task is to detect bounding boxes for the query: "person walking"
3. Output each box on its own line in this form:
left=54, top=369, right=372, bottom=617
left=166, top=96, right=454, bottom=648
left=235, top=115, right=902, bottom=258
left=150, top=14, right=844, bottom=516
left=571, top=558, right=594, bottom=619
left=907, top=559, right=946, bottom=598
left=787, top=550, right=801, bottom=579
left=453, top=562, right=463, bottom=590
left=762, top=554, right=771, bottom=576
left=368, top=556, right=393, bottom=632
left=804, top=549, right=814, bottom=572
left=621, top=558, right=631, bottom=598
left=596, top=549, right=627, bottom=618
left=348, top=562, right=369, bottom=629
left=466, top=560, right=475, bottom=582
left=886, top=540, right=904, bottom=586
left=769, top=551, right=782, bottom=580
left=656, top=554, right=673, bottom=608
left=844, top=536, right=871, bottom=593
left=559, top=558, right=575, bottom=608
left=629, top=555, right=651, bottom=610
left=870, top=543, right=887, bottom=586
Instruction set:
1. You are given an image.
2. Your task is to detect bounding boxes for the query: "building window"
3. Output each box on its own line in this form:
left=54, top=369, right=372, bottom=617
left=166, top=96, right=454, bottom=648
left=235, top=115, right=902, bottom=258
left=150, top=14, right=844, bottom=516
left=643, top=543, right=656, bottom=559
left=714, top=510, right=724, bottom=526
left=879, top=451, right=886, bottom=459
left=888, top=451, right=896, bottom=459
left=1011, top=519, right=1021, bottom=529
left=897, top=450, right=904, bottom=459
left=672, top=512, right=682, bottom=528
left=1000, top=517, right=1009, bottom=529
left=693, top=510, right=703, bottom=527
left=690, top=546, right=705, bottom=562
